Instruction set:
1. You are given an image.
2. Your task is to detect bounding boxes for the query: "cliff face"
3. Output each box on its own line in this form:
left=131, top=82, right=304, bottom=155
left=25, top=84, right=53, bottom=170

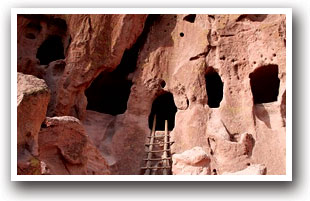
left=17, top=14, right=286, bottom=175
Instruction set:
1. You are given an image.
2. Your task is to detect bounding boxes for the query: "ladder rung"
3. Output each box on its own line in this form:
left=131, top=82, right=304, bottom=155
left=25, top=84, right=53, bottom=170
left=145, top=141, right=174, bottom=146
left=141, top=166, right=171, bottom=169
left=146, top=149, right=171, bottom=153
left=143, top=157, right=171, bottom=161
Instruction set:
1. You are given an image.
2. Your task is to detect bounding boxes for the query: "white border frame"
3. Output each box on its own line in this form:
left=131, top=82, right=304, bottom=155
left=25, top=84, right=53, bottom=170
left=11, top=8, right=292, bottom=181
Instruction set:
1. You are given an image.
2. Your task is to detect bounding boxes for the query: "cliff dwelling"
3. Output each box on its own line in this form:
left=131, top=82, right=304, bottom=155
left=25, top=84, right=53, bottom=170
left=17, top=14, right=287, bottom=176
left=249, top=64, right=280, bottom=104
left=148, top=93, right=177, bottom=131
left=205, top=67, right=224, bottom=108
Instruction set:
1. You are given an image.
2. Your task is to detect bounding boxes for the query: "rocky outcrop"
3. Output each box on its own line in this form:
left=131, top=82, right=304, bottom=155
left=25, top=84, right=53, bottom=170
left=172, top=147, right=211, bottom=175
left=17, top=14, right=286, bottom=175
left=17, top=72, right=50, bottom=156
left=222, top=164, right=267, bottom=175
left=38, top=116, right=110, bottom=175
left=17, top=72, right=50, bottom=174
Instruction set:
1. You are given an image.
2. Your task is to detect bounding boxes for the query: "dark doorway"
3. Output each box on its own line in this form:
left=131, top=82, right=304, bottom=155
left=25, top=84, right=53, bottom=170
left=84, top=47, right=137, bottom=115
left=205, top=67, right=224, bottom=108
left=148, top=93, right=177, bottom=131
left=36, top=35, right=65, bottom=65
left=85, top=71, right=132, bottom=116
left=249, top=65, right=280, bottom=104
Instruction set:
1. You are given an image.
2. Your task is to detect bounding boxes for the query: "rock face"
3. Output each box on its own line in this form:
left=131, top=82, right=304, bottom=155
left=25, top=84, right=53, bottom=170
left=17, top=14, right=286, bottom=175
left=39, top=116, right=110, bottom=175
left=222, top=164, right=267, bottom=175
left=172, top=147, right=211, bottom=175
left=17, top=72, right=50, bottom=174
left=17, top=73, right=50, bottom=156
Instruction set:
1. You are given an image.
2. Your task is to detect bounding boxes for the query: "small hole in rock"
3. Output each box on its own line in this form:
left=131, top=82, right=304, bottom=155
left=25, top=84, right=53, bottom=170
left=247, top=163, right=251, bottom=166
left=273, top=53, right=277, bottom=57
left=160, top=80, right=166, bottom=88
left=180, top=32, right=184, bottom=37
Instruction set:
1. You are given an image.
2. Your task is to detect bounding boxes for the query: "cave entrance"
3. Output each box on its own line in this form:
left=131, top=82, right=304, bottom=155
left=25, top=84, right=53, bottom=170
left=205, top=67, right=224, bottom=108
left=249, top=64, right=280, bottom=104
left=85, top=45, right=139, bottom=116
left=36, top=35, right=65, bottom=65
left=148, top=93, right=177, bottom=131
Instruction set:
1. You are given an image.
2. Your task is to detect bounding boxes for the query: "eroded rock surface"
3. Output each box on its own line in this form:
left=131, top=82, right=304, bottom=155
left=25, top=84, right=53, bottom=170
left=172, top=147, right=211, bottom=175
left=39, top=116, right=110, bottom=175
left=222, top=164, right=267, bottom=175
left=17, top=14, right=286, bottom=175
left=17, top=72, right=50, bottom=156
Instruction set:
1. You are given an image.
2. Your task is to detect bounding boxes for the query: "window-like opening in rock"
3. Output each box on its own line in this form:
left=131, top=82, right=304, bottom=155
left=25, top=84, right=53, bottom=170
left=183, top=14, right=196, bottom=23
left=160, top=79, right=166, bottom=88
left=85, top=53, right=135, bottom=116
left=180, top=32, right=184, bottom=37
left=148, top=93, right=177, bottom=131
left=205, top=67, right=224, bottom=108
left=249, top=64, right=280, bottom=104
left=36, top=35, right=65, bottom=65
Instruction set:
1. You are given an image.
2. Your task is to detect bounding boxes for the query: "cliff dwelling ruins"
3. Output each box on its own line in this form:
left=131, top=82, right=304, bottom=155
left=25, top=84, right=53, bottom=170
left=17, top=14, right=286, bottom=175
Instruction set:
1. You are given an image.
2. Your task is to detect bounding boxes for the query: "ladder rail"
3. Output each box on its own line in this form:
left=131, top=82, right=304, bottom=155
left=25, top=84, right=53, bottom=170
left=163, top=120, right=169, bottom=175
left=144, top=114, right=156, bottom=175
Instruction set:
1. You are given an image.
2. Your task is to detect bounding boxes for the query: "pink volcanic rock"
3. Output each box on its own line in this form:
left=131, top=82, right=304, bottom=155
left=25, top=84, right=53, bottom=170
left=54, top=14, right=148, bottom=119
left=17, top=72, right=50, bottom=156
left=17, top=14, right=287, bottom=175
left=172, top=147, right=211, bottom=175
left=38, top=116, right=110, bottom=175
left=17, top=72, right=50, bottom=174
left=222, top=164, right=267, bottom=175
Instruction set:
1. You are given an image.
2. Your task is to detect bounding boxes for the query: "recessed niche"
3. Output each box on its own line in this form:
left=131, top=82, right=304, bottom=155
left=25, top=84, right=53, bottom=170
left=160, top=79, right=166, bottom=88
left=249, top=64, right=280, bottom=104
left=36, top=35, right=65, bottom=65
left=148, top=93, right=177, bottom=131
left=85, top=48, right=138, bottom=115
left=183, top=14, right=196, bottom=23
left=205, top=67, right=224, bottom=108
left=24, top=22, right=42, bottom=39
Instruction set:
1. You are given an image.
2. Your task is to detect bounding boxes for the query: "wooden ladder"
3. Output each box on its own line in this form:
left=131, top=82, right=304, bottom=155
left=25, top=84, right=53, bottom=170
left=141, top=115, right=174, bottom=175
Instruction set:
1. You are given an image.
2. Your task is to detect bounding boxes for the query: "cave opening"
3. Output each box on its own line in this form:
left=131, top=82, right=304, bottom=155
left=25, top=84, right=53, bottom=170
left=205, top=67, right=224, bottom=108
left=148, top=93, right=177, bottom=131
left=249, top=64, right=280, bottom=104
left=36, top=35, right=65, bottom=65
left=85, top=15, right=161, bottom=116
left=85, top=50, right=136, bottom=116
